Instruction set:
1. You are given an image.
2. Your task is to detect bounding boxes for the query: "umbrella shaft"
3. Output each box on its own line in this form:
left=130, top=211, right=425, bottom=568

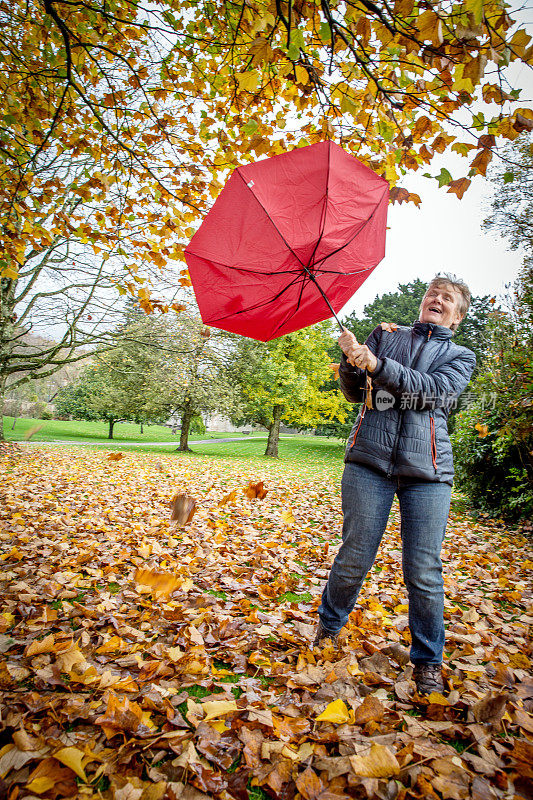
left=304, top=268, right=344, bottom=332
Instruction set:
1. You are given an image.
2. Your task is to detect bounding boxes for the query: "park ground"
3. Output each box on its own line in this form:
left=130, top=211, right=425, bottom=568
left=0, top=435, right=532, bottom=800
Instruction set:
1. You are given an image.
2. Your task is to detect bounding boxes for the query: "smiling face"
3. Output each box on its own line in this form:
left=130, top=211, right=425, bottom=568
left=419, top=282, right=464, bottom=329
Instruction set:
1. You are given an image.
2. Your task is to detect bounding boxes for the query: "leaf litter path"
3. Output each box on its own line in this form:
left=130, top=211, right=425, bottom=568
left=0, top=445, right=532, bottom=800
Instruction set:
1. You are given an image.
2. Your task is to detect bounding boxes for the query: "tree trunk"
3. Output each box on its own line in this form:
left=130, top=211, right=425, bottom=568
left=0, top=375, right=6, bottom=443
left=108, top=417, right=115, bottom=439
left=0, top=274, right=16, bottom=446
left=176, top=405, right=193, bottom=451
left=265, top=405, right=283, bottom=458
left=140, top=422, right=144, bottom=434
left=11, top=414, right=17, bottom=430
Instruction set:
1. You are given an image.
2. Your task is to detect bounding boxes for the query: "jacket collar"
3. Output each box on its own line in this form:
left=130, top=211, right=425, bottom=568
left=413, top=321, right=454, bottom=340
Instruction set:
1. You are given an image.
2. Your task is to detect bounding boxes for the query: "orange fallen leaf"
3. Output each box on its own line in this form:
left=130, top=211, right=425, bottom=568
left=25, top=633, right=56, bottom=657
left=244, top=480, right=267, bottom=500
left=219, top=489, right=238, bottom=506
left=94, top=694, right=155, bottom=737
left=349, top=743, right=400, bottom=777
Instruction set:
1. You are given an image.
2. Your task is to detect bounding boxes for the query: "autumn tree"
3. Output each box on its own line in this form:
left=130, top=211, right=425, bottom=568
left=483, top=133, right=533, bottom=305
left=0, top=0, right=220, bottom=434
left=151, top=316, right=238, bottom=452
left=229, top=323, right=347, bottom=457
left=3, top=0, right=532, bottom=284
left=54, top=310, right=173, bottom=438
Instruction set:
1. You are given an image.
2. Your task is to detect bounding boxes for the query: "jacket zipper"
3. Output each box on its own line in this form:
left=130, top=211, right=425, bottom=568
left=386, top=326, right=433, bottom=478
left=348, top=404, right=366, bottom=449
left=429, top=414, right=438, bottom=471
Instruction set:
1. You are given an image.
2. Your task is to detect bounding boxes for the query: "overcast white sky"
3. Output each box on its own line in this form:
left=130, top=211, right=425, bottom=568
left=340, top=6, right=533, bottom=317
left=341, top=163, right=526, bottom=316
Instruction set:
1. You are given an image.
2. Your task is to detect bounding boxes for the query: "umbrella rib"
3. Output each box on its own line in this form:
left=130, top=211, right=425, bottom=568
left=310, top=192, right=386, bottom=274
left=267, top=270, right=311, bottom=339
left=205, top=271, right=307, bottom=326
left=305, top=140, right=331, bottom=274
left=235, top=169, right=306, bottom=268
left=185, top=249, right=302, bottom=279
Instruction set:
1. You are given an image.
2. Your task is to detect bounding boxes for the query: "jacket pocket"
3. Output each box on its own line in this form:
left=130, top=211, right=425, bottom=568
left=429, top=414, right=438, bottom=471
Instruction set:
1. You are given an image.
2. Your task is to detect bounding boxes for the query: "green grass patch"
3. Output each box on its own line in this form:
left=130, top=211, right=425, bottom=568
left=185, top=685, right=211, bottom=699
left=213, top=659, right=234, bottom=670
left=247, top=782, right=270, bottom=800
left=227, top=754, right=242, bottom=774
left=447, top=739, right=469, bottom=754
left=207, top=590, right=229, bottom=600
left=3, top=416, right=257, bottom=445
left=216, top=674, right=240, bottom=684
left=276, top=591, right=313, bottom=604
left=7, top=416, right=347, bottom=481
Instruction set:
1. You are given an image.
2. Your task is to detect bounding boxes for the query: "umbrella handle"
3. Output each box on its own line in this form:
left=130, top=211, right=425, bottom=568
left=303, top=268, right=344, bottom=332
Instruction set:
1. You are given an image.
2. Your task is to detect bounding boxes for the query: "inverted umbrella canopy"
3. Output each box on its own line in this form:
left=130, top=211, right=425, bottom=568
left=185, top=140, right=389, bottom=341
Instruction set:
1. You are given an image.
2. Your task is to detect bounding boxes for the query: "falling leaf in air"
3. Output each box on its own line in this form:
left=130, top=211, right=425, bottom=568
left=170, top=492, right=197, bottom=525
left=134, top=568, right=181, bottom=598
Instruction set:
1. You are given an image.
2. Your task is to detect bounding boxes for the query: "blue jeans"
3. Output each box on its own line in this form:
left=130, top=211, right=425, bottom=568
left=318, top=461, right=452, bottom=664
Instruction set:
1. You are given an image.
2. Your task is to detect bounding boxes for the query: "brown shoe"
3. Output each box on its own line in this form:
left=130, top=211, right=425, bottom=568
left=413, top=663, right=444, bottom=695
left=313, top=621, right=340, bottom=647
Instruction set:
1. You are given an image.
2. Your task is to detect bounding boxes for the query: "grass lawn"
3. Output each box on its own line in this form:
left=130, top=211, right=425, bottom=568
left=3, top=416, right=256, bottom=443
left=3, top=416, right=347, bottom=480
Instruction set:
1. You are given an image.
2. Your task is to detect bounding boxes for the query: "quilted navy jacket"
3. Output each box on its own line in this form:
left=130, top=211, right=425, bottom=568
left=340, top=322, right=476, bottom=484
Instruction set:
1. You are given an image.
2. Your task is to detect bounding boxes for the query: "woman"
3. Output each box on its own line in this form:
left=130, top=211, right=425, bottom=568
left=315, top=274, right=476, bottom=696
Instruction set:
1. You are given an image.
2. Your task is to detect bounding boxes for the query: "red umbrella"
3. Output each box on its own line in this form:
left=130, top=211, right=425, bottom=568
left=185, top=141, right=389, bottom=341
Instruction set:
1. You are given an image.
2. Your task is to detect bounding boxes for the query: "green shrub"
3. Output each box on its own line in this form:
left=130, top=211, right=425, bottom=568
left=190, top=414, right=206, bottom=434
left=452, top=401, right=533, bottom=523
left=451, top=288, right=533, bottom=524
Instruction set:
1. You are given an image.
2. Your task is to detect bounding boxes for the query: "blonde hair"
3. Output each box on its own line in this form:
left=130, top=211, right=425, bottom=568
left=425, top=273, right=471, bottom=331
